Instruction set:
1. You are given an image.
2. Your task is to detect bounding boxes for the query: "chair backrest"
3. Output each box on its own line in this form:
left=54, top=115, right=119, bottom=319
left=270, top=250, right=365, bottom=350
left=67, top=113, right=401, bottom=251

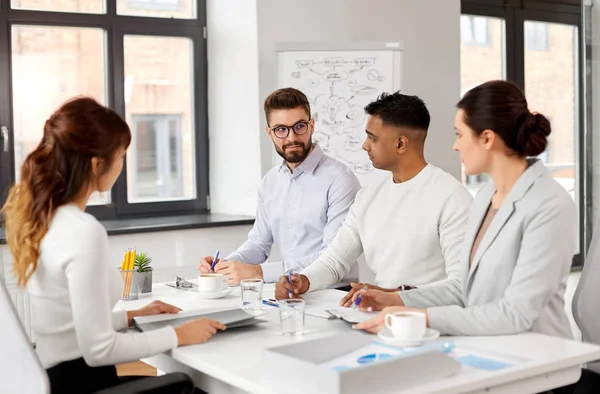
left=573, top=217, right=600, bottom=374
left=0, top=279, right=49, bottom=394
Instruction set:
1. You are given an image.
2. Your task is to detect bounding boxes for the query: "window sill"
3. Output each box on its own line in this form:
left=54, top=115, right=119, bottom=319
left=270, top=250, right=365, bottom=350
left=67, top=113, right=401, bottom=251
left=0, top=213, right=255, bottom=244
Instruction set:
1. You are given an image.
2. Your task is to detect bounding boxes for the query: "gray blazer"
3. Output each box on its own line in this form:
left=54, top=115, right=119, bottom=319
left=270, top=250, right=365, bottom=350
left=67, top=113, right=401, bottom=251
left=401, top=159, right=576, bottom=338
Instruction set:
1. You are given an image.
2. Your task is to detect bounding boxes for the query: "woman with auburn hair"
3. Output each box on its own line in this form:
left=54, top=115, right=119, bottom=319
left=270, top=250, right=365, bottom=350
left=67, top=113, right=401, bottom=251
left=351, top=80, right=577, bottom=340
left=2, top=97, right=224, bottom=393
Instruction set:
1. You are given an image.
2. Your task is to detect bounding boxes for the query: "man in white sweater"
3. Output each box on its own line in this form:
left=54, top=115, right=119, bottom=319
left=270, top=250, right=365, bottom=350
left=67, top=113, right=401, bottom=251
left=275, top=92, right=473, bottom=304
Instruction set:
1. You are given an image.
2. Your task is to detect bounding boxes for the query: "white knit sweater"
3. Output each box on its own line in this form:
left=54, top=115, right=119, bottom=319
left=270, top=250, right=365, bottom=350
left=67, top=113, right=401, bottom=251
left=302, top=164, right=473, bottom=291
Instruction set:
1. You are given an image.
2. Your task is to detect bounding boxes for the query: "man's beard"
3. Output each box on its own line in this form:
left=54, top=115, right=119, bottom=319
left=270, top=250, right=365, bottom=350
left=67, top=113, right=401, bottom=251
left=275, top=141, right=312, bottom=163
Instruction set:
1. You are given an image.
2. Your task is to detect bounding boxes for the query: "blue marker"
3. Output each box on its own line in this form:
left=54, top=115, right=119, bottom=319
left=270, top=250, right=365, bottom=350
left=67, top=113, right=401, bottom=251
left=287, top=270, right=293, bottom=299
left=211, top=250, right=220, bottom=272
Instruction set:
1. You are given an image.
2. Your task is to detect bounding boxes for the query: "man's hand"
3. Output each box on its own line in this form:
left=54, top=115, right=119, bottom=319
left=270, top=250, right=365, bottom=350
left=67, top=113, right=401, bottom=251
left=127, top=300, right=182, bottom=326
left=214, top=260, right=263, bottom=285
left=340, top=282, right=394, bottom=307
left=352, top=306, right=427, bottom=333
left=175, top=318, right=226, bottom=346
left=355, top=289, right=404, bottom=312
left=274, top=274, right=309, bottom=300
left=198, top=255, right=221, bottom=274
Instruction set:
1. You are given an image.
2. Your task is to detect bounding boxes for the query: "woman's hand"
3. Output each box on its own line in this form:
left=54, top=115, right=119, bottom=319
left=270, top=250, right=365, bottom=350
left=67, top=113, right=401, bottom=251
left=127, top=300, right=182, bottom=326
left=175, top=318, right=226, bottom=346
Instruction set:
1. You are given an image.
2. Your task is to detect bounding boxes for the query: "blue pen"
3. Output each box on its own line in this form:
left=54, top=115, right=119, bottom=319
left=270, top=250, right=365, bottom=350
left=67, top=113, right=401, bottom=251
left=211, top=250, right=220, bottom=272
left=287, top=270, right=293, bottom=299
left=352, top=286, right=368, bottom=309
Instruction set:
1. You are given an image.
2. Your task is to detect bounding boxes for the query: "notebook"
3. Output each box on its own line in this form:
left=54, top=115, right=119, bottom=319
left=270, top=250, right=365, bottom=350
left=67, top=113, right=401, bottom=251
left=133, top=308, right=270, bottom=332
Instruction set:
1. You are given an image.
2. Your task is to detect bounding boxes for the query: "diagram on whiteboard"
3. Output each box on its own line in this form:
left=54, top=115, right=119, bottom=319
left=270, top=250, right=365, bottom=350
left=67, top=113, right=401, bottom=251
left=278, top=49, right=400, bottom=184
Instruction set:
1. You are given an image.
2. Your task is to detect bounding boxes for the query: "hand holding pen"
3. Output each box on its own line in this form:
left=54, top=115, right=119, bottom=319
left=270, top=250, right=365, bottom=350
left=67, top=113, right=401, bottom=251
left=274, top=272, right=308, bottom=300
left=210, top=250, right=220, bottom=273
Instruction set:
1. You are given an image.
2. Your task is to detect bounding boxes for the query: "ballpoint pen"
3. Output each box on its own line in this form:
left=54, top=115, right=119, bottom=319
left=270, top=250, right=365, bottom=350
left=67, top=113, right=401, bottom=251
left=352, top=286, right=369, bottom=309
left=211, top=250, right=220, bottom=272
left=287, top=270, right=293, bottom=299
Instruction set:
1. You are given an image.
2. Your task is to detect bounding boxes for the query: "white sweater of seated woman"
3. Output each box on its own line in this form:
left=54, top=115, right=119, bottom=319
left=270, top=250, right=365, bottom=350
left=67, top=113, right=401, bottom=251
left=27, top=204, right=177, bottom=369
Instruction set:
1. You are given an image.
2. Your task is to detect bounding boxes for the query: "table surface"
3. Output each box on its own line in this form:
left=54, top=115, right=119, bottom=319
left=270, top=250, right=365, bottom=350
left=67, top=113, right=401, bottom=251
left=116, top=284, right=600, bottom=394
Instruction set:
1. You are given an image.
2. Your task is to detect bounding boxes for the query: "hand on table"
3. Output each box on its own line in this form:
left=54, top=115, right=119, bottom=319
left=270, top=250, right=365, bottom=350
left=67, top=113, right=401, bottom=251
left=127, top=300, right=182, bottom=326
left=214, top=260, right=263, bottom=285
left=339, top=282, right=397, bottom=307
left=175, top=318, right=226, bottom=346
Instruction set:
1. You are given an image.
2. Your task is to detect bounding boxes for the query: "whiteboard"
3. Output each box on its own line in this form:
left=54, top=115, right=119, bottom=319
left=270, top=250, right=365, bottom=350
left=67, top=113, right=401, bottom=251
left=276, top=42, right=403, bottom=186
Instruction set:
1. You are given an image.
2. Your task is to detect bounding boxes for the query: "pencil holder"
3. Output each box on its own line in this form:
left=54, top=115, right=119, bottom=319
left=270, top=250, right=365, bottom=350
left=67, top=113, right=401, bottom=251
left=120, top=269, right=140, bottom=300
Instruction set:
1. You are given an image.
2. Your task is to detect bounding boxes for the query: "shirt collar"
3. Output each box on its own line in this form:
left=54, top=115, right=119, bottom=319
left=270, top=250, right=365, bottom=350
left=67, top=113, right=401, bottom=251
left=278, top=144, right=323, bottom=175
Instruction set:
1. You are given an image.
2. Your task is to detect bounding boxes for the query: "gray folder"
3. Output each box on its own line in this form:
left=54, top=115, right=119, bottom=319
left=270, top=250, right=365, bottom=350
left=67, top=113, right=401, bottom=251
left=133, top=308, right=269, bottom=332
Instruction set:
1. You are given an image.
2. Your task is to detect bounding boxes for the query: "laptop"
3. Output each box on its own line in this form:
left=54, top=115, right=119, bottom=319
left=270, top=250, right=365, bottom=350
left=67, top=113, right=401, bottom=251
left=133, top=308, right=270, bottom=332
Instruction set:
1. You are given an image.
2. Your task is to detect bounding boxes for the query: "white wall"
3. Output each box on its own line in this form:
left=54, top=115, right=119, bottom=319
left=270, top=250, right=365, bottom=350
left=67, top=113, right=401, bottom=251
left=206, top=0, right=262, bottom=216
left=256, top=0, right=462, bottom=179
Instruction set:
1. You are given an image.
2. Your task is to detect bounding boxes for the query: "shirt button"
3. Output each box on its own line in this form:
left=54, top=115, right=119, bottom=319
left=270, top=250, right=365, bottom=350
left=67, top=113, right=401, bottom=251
left=289, top=201, right=293, bottom=206
left=292, top=179, right=296, bottom=182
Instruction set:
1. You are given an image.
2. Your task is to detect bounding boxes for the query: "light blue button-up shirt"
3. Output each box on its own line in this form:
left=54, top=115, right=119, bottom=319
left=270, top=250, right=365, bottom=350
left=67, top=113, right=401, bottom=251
left=226, top=144, right=361, bottom=284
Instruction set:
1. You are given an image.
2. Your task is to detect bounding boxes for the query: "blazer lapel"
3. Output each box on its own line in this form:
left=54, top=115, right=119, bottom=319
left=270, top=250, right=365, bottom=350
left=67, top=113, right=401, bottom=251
left=467, top=159, right=546, bottom=283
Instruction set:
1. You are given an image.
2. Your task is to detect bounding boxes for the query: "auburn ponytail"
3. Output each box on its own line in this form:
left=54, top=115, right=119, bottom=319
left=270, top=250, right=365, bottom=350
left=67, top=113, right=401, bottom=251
left=1, top=97, right=131, bottom=287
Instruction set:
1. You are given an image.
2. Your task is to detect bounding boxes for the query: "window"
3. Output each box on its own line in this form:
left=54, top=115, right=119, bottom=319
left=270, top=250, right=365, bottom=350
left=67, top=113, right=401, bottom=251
left=460, top=15, right=505, bottom=194
left=130, top=115, right=186, bottom=202
left=123, top=35, right=196, bottom=205
left=10, top=0, right=104, bottom=14
left=118, top=0, right=196, bottom=18
left=461, top=0, right=583, bottom=266
left=128, top=0, right=182, bottom=10
left=0, top=2, right=208, bottom=220
left=525, top=22, right=550, bottom=51
left=461, top=15, right=490, bottom=46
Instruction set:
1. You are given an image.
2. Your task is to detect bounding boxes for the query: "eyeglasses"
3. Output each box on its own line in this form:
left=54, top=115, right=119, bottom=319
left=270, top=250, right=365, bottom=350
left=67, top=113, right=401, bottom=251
left=269, top=120, right=311, bottom=139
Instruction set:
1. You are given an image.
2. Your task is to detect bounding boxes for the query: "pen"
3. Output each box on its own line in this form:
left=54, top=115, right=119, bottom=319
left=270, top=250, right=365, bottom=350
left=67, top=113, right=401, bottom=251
left=262, top=299, right=279, bottom=307
left=287, top=270, right=293, bottom=299
left=211, top=250, right=220, bottom=272
left=352, top=286, right=368, bottom=309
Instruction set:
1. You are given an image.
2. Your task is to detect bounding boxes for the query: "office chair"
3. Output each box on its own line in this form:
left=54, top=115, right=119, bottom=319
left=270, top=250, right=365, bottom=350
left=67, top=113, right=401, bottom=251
left=568, top=217, right=600, bottom=393
left=0, top=278, right=195, bottom=394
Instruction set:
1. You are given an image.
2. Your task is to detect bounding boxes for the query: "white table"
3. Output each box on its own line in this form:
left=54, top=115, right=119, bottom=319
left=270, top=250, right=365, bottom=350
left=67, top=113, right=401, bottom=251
left=116, top=284, right=600, bottom=394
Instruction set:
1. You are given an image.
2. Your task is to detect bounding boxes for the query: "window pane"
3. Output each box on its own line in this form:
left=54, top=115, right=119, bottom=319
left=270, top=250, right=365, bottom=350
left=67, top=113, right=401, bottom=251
left=11, top=25, right=108, bottom=206
left=525, top=21, right=579, bottom=251
left=117, top=0, right=196, bottom=19
left=11, top=0, right=104, bottom=13
left=124, top=35, right=196, bottom=203
left=460, top=15, right=506, bottom=195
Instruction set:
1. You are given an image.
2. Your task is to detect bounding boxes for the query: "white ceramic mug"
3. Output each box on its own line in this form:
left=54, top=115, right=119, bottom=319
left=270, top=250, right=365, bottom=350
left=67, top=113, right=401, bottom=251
left=384, top=311, right=427, bottom=340
left=197, top=274, right=226, bottom=293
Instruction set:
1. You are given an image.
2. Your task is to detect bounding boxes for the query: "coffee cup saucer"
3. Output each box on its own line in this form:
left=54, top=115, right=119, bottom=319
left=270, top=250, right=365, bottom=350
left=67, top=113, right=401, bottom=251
left=377, top=328, right=440, bottom=347
left=195, top=287, right=233, bottom=300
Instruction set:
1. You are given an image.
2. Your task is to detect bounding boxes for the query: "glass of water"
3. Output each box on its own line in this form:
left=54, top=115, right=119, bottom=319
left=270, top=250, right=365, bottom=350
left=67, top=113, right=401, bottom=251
left=240, top=279, right=263, bottom=311
left=278, top=299, right=305, bottom=336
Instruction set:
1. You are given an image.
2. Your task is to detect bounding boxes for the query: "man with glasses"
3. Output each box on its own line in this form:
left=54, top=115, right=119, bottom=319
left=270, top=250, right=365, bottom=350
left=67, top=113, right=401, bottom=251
left=198, top=88, right=361, bottom=286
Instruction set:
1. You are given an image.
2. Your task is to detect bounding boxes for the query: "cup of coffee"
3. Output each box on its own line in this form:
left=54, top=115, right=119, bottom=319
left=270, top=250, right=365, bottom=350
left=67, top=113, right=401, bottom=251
left=197, top=274, right=226, bottom=293
left=384, top=311, right=427, bottom=340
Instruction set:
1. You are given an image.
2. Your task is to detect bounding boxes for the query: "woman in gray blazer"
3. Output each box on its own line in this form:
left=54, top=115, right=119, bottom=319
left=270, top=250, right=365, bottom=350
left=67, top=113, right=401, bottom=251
left=354, top=80, right=577, bottom=339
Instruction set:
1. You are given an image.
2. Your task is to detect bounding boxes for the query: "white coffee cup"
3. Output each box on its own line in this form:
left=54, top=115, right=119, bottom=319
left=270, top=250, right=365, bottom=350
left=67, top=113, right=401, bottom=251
left=197, top=274, right=226, bottom=293
left=384, top=311, right=427, bottom=340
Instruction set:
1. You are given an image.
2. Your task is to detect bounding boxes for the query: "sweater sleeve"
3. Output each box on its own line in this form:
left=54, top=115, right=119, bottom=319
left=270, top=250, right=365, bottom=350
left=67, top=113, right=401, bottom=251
left=65, top=220, right=178, bottom=367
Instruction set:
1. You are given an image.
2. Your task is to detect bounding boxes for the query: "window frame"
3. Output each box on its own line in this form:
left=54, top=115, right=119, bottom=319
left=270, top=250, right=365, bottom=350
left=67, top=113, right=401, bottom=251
left=0, top=0, right=209, bottom=222
left=461, top=0, right=585, bottom=268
